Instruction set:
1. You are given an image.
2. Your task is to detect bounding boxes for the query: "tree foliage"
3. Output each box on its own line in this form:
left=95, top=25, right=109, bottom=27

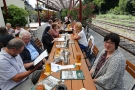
left=6, top=4, right=28, bottom=27
left=92, top=0, right=135, bottom=15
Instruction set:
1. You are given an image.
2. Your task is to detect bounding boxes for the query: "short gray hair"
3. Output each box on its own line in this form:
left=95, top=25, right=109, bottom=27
left=19, top=30, right=31, bottom=39
left=7, top=38, right=25, bottom=50
left=6, top=23, right=11, bottom=26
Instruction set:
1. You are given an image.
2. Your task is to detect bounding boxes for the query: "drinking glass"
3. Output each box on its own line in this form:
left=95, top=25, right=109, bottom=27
left=56, top=48, right=61, bottom=56
left=76, top=53, right=81, bottom=65
left=45, top=61, right=51, bottom=75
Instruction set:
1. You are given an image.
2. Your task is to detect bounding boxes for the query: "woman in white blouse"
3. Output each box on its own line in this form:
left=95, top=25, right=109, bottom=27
left=73, top=22, right=88, bottom=50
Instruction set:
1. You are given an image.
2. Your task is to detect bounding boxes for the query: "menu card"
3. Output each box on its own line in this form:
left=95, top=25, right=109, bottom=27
left=61, top=70, right=85, bottom=80
left=31, top=75, right=61, bottom=90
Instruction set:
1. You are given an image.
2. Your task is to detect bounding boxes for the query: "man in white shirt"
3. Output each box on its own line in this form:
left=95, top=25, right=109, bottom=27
left=0, top=38, right=42, bottom=90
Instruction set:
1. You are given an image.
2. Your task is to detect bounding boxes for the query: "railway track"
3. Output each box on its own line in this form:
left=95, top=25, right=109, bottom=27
left=89, top=24, right=135, bottom=56
left=94, top=20, right=135, bottom=31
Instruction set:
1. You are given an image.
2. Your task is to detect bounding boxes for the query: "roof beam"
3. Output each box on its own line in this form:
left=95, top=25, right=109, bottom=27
left=59, top=0, right=66, bottom=9
left=38, top=0, right=59, bottom=11
left=75, top=0, right=79, bottom=6
left=49, top=1, right=60, bottom=9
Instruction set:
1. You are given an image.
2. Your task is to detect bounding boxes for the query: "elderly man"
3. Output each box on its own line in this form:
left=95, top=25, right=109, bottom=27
left=0, top=38, right=42, bottom=90
left=6, top=23, right=14, bottom=35
left=19, top=30, right=43, bottom=69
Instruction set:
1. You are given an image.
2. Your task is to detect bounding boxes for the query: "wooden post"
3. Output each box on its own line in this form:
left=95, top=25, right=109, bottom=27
left=2, top=0, right=8, bottom=19
left=79, top=0, right=82, bottom=22
left=73, top=0, right=74, bottom=7
left=47, top=0, right=49, bottom=21
left=37, top=0, right=41, bottom=26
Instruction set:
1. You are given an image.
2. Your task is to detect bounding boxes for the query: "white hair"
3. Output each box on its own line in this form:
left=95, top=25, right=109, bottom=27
left=19, top=30, right=31, bottom=39
left=6, top=23, right=11, bottom=26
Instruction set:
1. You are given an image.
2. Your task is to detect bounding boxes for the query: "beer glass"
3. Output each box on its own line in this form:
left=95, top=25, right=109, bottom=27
left=56, top=48, right=61, bottom=56
left=36, top=84, right=45, bottom=90
left=76, top=53, right=81, bottom=65
left=45, top=61, right=51, bottom=75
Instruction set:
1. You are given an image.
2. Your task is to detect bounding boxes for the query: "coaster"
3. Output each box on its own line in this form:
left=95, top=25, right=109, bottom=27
left=44, top=72, right=52, bottom=76
left=75, top=63, right=81, bottom=65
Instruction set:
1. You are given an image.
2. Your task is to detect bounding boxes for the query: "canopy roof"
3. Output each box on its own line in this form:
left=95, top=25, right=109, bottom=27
left=38, top=0, right=79, bottom=11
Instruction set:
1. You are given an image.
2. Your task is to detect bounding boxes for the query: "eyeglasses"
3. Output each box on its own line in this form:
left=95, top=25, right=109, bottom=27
left=104, top=41, right=114, bottom=45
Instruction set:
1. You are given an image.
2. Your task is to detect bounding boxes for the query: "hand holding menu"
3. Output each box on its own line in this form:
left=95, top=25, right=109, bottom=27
left=33, top=50, right=48, bottom=66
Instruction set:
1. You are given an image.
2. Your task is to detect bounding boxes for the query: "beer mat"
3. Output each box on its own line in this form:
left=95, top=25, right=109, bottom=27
left=75, top=63, right=81, bottom=65
left=56, top=38, right=65, bottom=42
left=44, top=72, right=52, bottom=76
left=69, top=41, right=75, bottom=44
left=31, top=75, right=61, bottom=90
left=61, top=70, right=85, bottom=80
left=56, top=45, right=66, bottom=48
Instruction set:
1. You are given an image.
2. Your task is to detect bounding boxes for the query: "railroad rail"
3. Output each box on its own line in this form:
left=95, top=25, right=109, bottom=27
left=94, top=20, right=135, bottom=31
left=89, top=24, right=135, bottom=56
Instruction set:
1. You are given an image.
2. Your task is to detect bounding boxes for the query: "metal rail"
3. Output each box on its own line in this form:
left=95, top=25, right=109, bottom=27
left=95, top=20, right=135, bottom=31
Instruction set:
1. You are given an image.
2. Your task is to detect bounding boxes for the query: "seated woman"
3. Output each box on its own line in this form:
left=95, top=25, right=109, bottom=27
left=51, top=23, right=59, bottom=38
left=43, top=26, right=57, bottom=54
left=73, top=22, right=88, bottom=50
left=90, top=33, right=126, bottom=90
left=15, top=24, right=25, bottom=37
left=0, top=27, right=14, bottom=50
left=42, top=26, right=51, bottom=50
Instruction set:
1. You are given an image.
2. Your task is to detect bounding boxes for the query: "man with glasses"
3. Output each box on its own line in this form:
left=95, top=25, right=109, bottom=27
left=0, top=38, right=42, bottom=90
left=19, top=30, right=43, bottom=69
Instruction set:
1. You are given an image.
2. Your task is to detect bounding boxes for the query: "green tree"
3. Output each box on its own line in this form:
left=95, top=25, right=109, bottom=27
left=92, top=0, right=105, bottom=14
left=6, top=4, right=28, bottom=27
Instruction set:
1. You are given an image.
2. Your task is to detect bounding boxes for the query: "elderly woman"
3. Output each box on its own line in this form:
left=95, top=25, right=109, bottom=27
left=90, top=33, right=126, bottom=90
left=73, top=22, right=88, bottom=50
left=0, top=27, right=14, bottom=50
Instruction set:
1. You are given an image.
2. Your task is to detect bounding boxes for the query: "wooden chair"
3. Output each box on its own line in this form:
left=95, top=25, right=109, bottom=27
left=126, top=60, right=135, bottom=90
left=86, top=33, right=91, bottom=41
left=92, top=45, right=99, bottom=57
left=34, top=38, right=43, bottom=50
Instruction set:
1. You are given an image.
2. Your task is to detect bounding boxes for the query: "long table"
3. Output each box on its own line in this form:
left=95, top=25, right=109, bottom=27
left=38, top=34, right=96, bottom=90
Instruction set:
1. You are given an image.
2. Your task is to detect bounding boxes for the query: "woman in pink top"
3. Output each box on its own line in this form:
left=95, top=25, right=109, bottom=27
left=51, top=23, right=59, bottom=38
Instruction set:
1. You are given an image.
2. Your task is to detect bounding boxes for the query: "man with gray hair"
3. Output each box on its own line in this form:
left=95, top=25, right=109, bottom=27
left=19, top=30, right=43, bottom=69
left=0, top=38, right=42, bottom=90
left=6, top=23, right=14, bottom=35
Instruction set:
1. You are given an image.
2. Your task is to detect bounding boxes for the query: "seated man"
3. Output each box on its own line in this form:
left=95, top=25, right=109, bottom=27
left=0, top=27, right=14, bottom=50
left=19, top=30, right=43, bottom=69
left=0, top=38, right=42, bottom=90
left=43, top=26, right=57, bottom=54
left=6, top=23, right=14, bottom=35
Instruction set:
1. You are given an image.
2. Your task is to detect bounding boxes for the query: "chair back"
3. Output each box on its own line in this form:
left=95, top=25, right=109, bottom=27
left=88, top=39, right=93, bottom=49
left=34, top=38, right=43, bottom=50
left=86, top=33, right=90, bottom=41
left=126, top=60, right=135, bottom=79
left=92, top=45, right=99, bottom=57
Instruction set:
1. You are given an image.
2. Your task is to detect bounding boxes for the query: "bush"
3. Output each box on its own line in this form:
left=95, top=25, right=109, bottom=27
left=5, top=4, right=28, bottom=27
